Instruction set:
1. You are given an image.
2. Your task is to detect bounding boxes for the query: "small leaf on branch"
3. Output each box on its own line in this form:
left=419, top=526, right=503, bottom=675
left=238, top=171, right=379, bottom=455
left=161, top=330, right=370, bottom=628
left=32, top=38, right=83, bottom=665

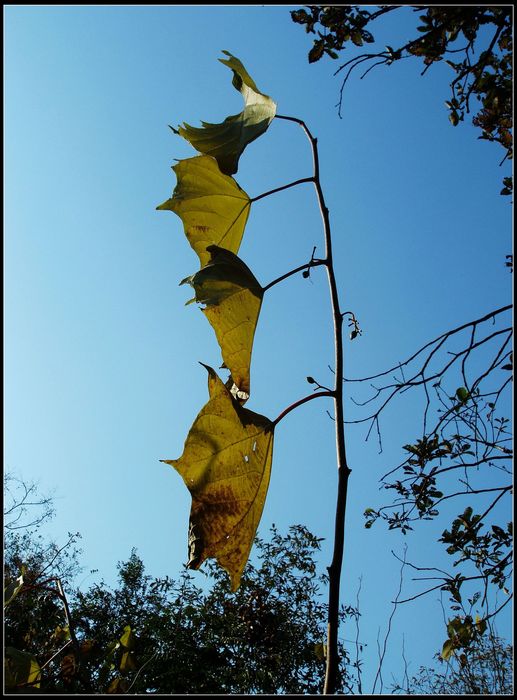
left=4, top=572, right=24, bottom=608
left=441, top=638, right=455, bottom=661
left=157, top=155, right=251, bottom=267
left=449, top=110, right=460, bottom=126
left=309, top=39, right=325, bottom=63
left=161, top=366, right=274, bottom=590
left=455, top=387, right=470, bottom=404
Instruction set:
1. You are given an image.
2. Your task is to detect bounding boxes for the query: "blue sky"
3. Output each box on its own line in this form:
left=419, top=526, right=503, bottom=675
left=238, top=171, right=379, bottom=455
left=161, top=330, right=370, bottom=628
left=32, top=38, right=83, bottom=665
left=4, top=4, right=512, bottom=692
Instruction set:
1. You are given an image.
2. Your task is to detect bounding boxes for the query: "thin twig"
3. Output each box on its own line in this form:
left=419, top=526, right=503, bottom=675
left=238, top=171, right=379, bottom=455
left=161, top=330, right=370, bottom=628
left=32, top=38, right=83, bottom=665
left=263, top=258, right=326, bottom=293
left=372, top=545, right=407, bottom=693
left=251, top=176, right=315, bottom=203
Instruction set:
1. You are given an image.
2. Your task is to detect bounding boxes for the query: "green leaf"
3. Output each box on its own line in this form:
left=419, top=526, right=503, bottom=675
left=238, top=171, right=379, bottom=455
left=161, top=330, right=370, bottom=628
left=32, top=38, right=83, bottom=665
left=441, top=638, right=455, bottom=660
left=181, top=245, right=263, bottom=399
left=176, top=51, right=277, bottom=175
left=157, top=155, right=251, bottom=267
left=314, top=642, right=327, bottom=661
left=462, top=506, right=473, bottom=520
left=455, top=387, right=470, bottom=403
left=447, top=616, right=463, bottom=635
left=351, top=30, right=364, bottom=47
left=162, top=366, right=274, bottom=591
left=52, top=625, right=71, bottom=643
left=5, top=647, right=41, bottom=690
left=450, top=586, right=462, bottom=604
left=403, top=443, right=419, bottom=454
left=4, top=572, right=24, bottom=608
left=475, top=615, right=487, bottom=636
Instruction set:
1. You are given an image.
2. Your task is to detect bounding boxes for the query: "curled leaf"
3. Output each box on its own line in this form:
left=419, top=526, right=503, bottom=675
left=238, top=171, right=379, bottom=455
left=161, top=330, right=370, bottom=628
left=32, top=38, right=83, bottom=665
left=176, top=51, right=277, bottom=175
left=157, top=155, right=251, bottom=267
left=162, top=366, right=274, bottom=590
left=181, top=245, right=263, bottom=398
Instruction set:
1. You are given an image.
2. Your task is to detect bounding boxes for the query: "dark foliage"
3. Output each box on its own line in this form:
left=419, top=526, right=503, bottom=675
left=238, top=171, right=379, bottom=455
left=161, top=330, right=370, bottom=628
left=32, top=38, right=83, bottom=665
left=292, top=5, right=512, bottom=192
left=5, top=520, right=355, bottom=694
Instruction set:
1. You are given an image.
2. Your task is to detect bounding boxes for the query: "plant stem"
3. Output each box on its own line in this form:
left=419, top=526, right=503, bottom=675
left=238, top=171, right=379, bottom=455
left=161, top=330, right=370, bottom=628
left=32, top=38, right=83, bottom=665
left=251, top=176, right=315, bottom=203
left=55, top=578, right=80, bottom=654
left=273, top=391, right=334, bottom=427
left=55, top=577, right=93, bottom=692
left=263, top=259, right=326, bottom=292
left=277, top=113, right=352, bottom=695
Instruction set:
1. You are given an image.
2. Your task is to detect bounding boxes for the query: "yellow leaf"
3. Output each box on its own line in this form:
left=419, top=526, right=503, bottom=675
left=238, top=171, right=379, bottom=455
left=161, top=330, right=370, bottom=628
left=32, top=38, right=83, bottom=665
left=181, top=245, right=263, bottom=399
left=162, top=366, right=274, bottom=590
left=157, top=155, right=251, bottom=267
left=51, top=625, right=70, bottom=643
left=119, top=625, right=136, bottom=650
left=175, top=51, right=277, bottom=175
left=120, top=651, right=137, bottom=673
left=441, top=638, right=455, bottom=661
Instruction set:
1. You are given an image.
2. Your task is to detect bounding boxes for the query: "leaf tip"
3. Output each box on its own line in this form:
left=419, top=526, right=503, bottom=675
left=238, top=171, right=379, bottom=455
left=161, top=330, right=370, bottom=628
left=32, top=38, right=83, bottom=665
left=198, top=362, right=217, bottom=379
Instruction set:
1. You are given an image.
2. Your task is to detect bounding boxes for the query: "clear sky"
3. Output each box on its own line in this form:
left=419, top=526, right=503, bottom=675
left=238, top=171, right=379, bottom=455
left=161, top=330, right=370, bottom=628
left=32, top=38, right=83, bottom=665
left=4, top=4, right=512, bottom=692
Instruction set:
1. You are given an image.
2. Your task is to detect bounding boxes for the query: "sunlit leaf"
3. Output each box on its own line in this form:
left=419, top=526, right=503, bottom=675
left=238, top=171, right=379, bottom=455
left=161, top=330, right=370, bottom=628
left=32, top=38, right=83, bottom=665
left=157, top=155, right=251, bottom=267
left=5, top=647, right=41, bottom=690
left=162, top=365, right=274, bottom=590
left=181, top=245, right=263, bottom=399
left=174, top=51, right=277, bottom=175
left=475, top=615, right=487, bottom=636
left=51, top=625, right=70, bottom=643
left=119, top=625, right=136, bottom=651
left=441, top=638, right=455, bottom=661
left=4, top=572, right=24, bottom=609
